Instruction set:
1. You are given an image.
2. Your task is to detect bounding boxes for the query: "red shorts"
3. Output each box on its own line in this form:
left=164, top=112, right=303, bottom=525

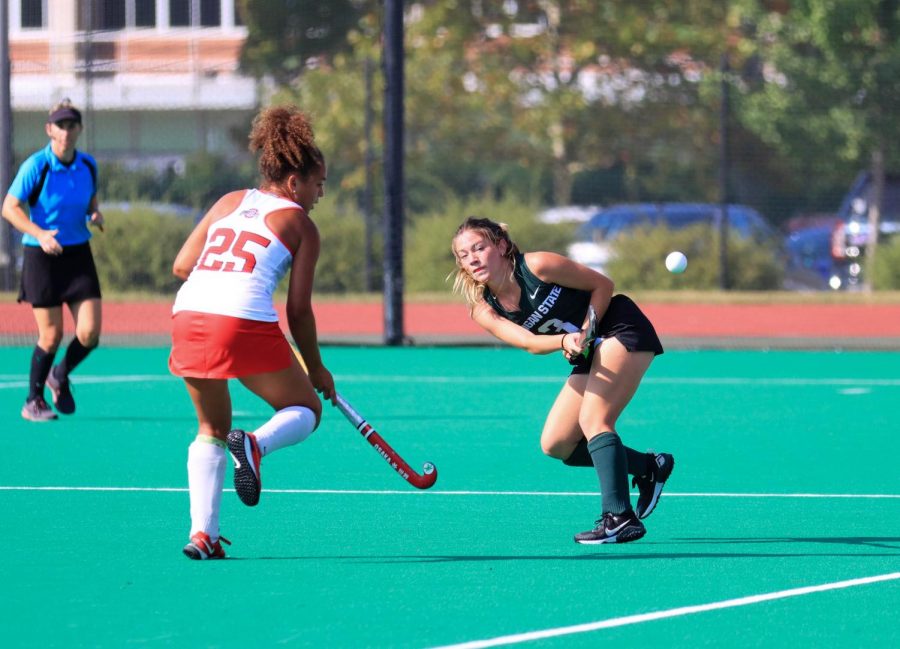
left=169, top=311, right=293, bottom=379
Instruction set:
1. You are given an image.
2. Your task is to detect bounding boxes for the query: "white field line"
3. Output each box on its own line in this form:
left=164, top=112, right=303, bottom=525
left=2, top=374, right=900, bottom=390
left=315, top=376, right=900, bottom=386
left=1, top=486, right=898, bottom=498
left=430, top=572, right=900, bottom=649
left=0, top=375, right=174, bottom=389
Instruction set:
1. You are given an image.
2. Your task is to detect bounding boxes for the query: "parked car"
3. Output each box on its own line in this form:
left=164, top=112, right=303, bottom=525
left=782, top=219, right=845, bottom=291
left=567, top=202, right=775, bottom=273
left=538, top=205, right=599, bottom=224
left=829, top=171, right=900, bottom=290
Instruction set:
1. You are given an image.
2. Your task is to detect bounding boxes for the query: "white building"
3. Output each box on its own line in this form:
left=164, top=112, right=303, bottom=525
left=8, top=0, right=259, bottom=167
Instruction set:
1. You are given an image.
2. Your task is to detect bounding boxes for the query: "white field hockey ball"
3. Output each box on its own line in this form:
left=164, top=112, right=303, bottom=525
left=665, top=251, right=688, bottom=274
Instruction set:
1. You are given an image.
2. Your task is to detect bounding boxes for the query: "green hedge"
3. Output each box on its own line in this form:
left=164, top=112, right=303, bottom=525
left=605, top=224, right=784, bottom=291
left=90, top=206, right=194, bottom=293
left=406, top=196, right=576, bottom=293
left=95, top=201, right=379, bottom=296
left=87, top=199, right=791, bottom=296
left=308, top=202, right=376, bottom=293
left=872, top=237, right=900, bottom=290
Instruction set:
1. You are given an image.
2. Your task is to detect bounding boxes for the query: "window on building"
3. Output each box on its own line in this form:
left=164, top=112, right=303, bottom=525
left=24, top=1, right=238, bottom=31
left=77, top=1, right=159, bottom=30
left=169, top=0, right=190, bottom=26
left=82, top=0, right=127, bottom=30
left=135, top=0, right=156, bottom=27
left=21, top=0, right=44, bottom=28
left=170, top=0, right=229, bottom=28
left=200, top=0, right=221, bottom=27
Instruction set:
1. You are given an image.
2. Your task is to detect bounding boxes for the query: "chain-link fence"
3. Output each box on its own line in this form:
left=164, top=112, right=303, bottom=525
left=2, top=1, right=899, bottom=348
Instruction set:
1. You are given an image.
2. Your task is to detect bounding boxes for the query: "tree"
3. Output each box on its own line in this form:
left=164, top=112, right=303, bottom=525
left=242, top=0, right=841, bottom=224
left=239, top=0, right=373, bottom=85
left=733, top=0, right=900, bottom=286
left=280, top=2, right=739, bottom=208
left=395, top=1, right=744, bottom=205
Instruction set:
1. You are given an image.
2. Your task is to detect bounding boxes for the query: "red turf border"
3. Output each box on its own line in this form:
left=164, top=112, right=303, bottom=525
left=2, top=301, right=900, bottom=339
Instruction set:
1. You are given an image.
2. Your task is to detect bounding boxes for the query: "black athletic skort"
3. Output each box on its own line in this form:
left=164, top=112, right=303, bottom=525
left=570, top=294, right=663, bottom=375
left=18, top=242, right=102, bottom=308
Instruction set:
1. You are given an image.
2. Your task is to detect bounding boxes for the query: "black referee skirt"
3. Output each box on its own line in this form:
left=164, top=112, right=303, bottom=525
left=18, top=242, right=102, bottom=308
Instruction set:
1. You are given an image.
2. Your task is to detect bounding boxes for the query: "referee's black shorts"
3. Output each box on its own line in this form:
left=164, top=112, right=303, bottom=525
left=18, top=242, right=102, bottom=308
left=570, top=294, right=664, bottom=375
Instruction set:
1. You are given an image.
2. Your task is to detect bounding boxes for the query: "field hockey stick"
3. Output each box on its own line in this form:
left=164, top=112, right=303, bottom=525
left=334, top=392, right=438, bottom=490
left=569, top=304, right=599, bottom=365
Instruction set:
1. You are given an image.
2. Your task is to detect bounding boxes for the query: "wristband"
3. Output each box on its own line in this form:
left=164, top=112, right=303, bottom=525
left=560, top=333, right=568, bottom=350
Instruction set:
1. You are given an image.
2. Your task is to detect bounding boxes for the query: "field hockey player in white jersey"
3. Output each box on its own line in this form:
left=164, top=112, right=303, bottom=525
left=169, top=105, right=335, bottom=560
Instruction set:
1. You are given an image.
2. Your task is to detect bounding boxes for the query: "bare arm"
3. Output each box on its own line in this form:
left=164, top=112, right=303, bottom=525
left=1, top=193, right=62, bottom=254
left=172, top=190, right=245, bottom=280
left=471, top=251, right=615, bottom=356
left=285, top=217, right=335, bottom=403
left=88, top=194, right=104, bottom=232
left=471, top=302, right=569, bottom=355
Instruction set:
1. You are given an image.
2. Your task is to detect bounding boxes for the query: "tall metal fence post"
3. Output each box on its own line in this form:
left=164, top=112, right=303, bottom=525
left=382, top=0, right=405, bottom=345
left=0, top=1, right=14, bottom=291
left=718, top=53, right=731, bottom=291
left=364, top=56, right=376, bottom=293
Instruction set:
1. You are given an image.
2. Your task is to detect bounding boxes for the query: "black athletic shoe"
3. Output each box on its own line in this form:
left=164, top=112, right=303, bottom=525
left=227, top=429, right=262, bottom=506
left=633, top=452, right=675, bottom=520
left=574, top=510, right=646, bottom=545
left=46, top=366, right=76, bottom=415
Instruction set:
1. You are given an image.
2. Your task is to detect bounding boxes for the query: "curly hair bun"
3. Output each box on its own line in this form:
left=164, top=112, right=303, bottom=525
left=249, top=105, right=323, bottom=183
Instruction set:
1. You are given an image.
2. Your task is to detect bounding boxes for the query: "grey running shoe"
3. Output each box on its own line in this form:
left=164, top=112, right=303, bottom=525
left=46, top=366, right=76, bottom=415
left=227, top=429, right=262, bottom=506
left=633, top=452, right=675, bottom=520
left=21, top=396, right=58, bottom=422
left=574, top=510, right=646, bottom=545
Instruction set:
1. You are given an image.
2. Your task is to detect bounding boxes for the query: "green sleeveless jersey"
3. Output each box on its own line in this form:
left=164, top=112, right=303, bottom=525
left=484, top=253, right=590, bottom=335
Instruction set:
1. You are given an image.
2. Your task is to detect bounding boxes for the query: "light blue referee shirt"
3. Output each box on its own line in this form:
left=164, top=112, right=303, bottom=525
left=8, top=143, right=98, bottom=247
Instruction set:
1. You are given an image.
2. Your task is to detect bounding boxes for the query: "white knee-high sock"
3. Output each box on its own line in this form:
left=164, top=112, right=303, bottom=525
left=254, top=406, right=317, bottom=456
left=187, top=436, right=226, bottom=542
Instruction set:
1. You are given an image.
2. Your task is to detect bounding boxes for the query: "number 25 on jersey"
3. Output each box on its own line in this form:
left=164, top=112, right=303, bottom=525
left=196, top=227, right=271, bottom=273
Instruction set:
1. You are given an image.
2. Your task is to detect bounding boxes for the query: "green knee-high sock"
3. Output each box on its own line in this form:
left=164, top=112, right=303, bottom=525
left=625, top=447, right=650, bottom=478
left=565, top=438, right=650, bottom=478
left=587, top=432, right=632, bottom=515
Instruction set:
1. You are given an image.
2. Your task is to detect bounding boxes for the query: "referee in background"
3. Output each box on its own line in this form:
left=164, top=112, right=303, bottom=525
left=1, top=98, right=105, bottom=421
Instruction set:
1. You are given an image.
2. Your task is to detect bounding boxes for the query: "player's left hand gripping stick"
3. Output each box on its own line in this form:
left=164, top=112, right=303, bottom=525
left=335, top=392, right=438, bottom=489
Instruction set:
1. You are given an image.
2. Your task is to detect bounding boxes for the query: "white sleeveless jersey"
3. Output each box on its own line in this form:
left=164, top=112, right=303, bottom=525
left=173, top=189, right=299, bottom=322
